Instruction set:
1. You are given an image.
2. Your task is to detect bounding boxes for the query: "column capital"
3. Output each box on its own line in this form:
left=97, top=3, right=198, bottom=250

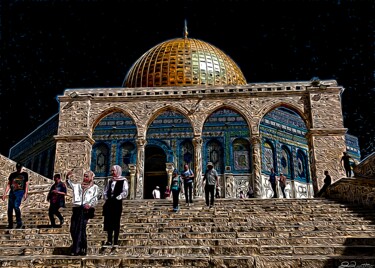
left=136, top=138, right=147, bottom=147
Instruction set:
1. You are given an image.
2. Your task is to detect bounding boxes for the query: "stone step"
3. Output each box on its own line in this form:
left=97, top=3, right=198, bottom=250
left=2, top=236, right=375, bottom=248
left=1, top=255, right=375, bottom=268
left=1, top=243, right=375, bottom=258
left=1, top=198, right=374, bottom=267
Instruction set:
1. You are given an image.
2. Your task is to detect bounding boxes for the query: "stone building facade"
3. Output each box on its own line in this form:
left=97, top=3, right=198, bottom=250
left=10, top=36, right=357, bottom=199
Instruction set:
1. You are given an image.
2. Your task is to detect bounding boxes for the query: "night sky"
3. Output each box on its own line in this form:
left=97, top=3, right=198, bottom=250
left=1, top=0, right=374, bottom=159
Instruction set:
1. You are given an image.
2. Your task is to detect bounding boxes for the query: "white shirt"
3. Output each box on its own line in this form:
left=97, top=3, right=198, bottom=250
left=67, top=180, right=100, bottom=207
left=103, top=179, right=129, bottom=200
left=152, top=189, right=160, bottom=199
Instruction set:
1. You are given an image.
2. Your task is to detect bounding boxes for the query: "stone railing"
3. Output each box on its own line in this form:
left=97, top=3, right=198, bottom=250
left=0, top=154, right=52, bottom=217
left=353, top=152, right=375, bottom=179
left=327, top=177, right=375, bottom=208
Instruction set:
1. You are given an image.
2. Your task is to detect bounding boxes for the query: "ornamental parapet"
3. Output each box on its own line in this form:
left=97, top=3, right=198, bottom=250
left=60, top=80, right=339, bottom=100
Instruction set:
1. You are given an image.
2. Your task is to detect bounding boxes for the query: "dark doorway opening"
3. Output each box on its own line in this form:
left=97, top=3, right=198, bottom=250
left=144, top=145, right=168, bottom=199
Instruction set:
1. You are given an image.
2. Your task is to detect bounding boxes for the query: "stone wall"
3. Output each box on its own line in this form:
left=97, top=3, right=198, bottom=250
left=0, top=154, right=52, bottom=216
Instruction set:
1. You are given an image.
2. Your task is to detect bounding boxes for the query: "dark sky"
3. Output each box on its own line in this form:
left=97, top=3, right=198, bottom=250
left=1, top=0, right=374, bottom=159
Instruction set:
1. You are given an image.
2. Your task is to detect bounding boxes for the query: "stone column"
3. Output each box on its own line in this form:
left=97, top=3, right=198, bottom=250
left=306, top=129, right=347, bottom=191
left=54, top=136, right=94, bottom=182
left=128, top=164, right=136, bottom=199
left=166, top=163, right=174, bottom=188
left=251, top=135, right=262, bottom=198
left=54, top=95, right=94, bottom=181
left=135, top=138, right=147, bottom=199
left=224, top=173, right=235, bottom=198
left=192, top=136, right=203, bottom=198
left=306, top=87, right=347, bottom=192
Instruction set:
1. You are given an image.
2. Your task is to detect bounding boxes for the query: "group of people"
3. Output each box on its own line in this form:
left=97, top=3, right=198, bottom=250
left=152, top=162, right=219, bottom=212
left=1, top=162, right=127, bottom=256
left=1, top=152, right=351, bottom=256
left=268, top=168, right=287, bottom=198
left=64, top=164, right=129, bottom=255
left=169, top=162, right=219, bottom=212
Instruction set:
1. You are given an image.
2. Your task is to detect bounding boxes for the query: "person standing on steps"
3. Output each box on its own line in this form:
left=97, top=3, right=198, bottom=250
left=278, top=173, right=287, bottom=198
left=103, top=165, right=129, bottom=248
left=246, top=185, right=254, bottom=198
left=66, top=170, right=100, bottom=256
left=170, top=169, right=182, bottom=212
left=269, top=168, right=277, bottom=198
left=203, top=162, right=218, bottom=209
left=2, top=162, right=29, bottom=229
left=340, top=152, right=354, bottom=177
left=315, top=170, right=332, bottom=198
left=47, top=173, right=67, bottom=227
left=181, top=164, right=194, bottom=206
left=152, top=186, right=161, bottom=199
left=164, top=185, right=171, bottom=200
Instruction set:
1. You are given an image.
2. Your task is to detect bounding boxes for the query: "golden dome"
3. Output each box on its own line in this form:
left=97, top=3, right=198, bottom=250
left=123, top=37, right=247, bottom=88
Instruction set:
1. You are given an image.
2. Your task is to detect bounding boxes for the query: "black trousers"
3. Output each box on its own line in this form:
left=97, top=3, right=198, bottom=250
left=184, top=182, right=193, bottom=204
left=48, top=204, right=63, bottom=225
left=204, top=184, right=215, bottom=206
left=271, top=182, right=277, bottom=198
left=172, top=189, right=180, bottom=210
left=344, top=166, right=352, bottom=177
left=103, top=198, right=123, bottom=245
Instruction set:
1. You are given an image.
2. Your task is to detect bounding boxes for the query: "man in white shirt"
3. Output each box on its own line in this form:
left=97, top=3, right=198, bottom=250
left=152, top=186, right=161, bottom=199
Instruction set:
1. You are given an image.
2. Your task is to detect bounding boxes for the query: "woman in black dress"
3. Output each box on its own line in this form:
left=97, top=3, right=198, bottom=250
left=103, top=165, right=129, bottom=247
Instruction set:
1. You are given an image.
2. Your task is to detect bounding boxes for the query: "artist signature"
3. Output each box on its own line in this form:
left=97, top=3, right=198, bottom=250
left=339, top=261, right=374, bottom=268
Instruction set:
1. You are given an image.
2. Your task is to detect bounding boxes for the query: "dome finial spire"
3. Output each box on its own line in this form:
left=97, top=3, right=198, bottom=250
left=184, top=19, right=188, bottom=38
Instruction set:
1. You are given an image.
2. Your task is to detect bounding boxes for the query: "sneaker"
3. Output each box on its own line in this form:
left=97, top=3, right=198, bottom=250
left=103, top=241, right=112, bottom=247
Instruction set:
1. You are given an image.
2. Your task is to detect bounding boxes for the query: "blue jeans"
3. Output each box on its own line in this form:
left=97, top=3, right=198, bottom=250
left=8, top=190, right=24, bottom=226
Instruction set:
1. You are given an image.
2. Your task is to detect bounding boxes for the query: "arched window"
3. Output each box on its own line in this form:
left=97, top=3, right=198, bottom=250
left=233, top=138, right=251, bottom=172
left=92, top=143, right=110, bottom=176
left=296, top=150, right=308, bottom=182
left=280, top=146, right=292, bottom=178
left=206, top=139, right=224, bottom=174
left=180, top=140, right=194, bottom=170
left=120, top=142, right=136, bottom=175
left=262, top=141, right=275, bottom=173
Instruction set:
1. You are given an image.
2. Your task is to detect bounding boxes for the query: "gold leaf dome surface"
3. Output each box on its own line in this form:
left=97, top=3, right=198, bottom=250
left=123, top=37, right=247, bottom=88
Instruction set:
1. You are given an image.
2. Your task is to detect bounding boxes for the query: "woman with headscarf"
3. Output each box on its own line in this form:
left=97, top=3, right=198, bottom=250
left=66, top=170, right=100, bottom=256
left=103, top=165, right=129, bottom=247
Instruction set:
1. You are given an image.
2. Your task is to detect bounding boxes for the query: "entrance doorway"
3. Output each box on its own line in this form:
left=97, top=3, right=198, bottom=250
left=144, top=145, right=168, bottom=199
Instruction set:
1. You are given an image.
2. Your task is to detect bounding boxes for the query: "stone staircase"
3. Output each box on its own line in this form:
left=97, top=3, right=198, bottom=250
left=1, top=198, right=375, bottom=268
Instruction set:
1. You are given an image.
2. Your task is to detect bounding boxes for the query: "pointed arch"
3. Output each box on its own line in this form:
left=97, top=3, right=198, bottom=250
left=258, top=102, right=310, bottom=130
left=202, top=106, right=251, bottom=174
left=201, top=104, right=253, bottom=136
left=91, top=107, right=138, bottom=135
left=145, top=105, right=194, bottom=131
